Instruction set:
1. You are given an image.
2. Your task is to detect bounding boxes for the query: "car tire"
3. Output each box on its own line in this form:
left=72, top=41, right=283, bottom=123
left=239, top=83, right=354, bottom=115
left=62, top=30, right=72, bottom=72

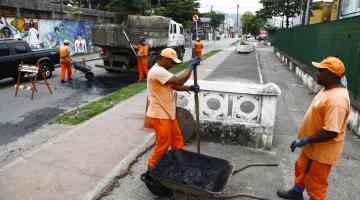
left=38, top=61, right=53, bottom=79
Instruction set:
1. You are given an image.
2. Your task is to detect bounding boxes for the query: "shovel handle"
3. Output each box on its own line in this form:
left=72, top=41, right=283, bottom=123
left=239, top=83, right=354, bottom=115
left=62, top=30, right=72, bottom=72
left=232, top=163, right=278, bottom=175
left=193, top=67, right=201, bottom=154
left=213, top=193, right=271, bottom=200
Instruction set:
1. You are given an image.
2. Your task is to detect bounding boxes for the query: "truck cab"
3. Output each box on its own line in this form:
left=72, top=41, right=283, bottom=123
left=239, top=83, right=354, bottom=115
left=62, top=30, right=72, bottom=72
left=168, top=20, right=185, bottom=49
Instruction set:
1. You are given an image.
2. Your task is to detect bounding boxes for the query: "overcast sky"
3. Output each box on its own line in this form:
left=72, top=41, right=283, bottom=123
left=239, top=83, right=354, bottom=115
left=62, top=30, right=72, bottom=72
left=198, top=0, right=334, bottom=14
left=199, top=0, right=262, bottom=14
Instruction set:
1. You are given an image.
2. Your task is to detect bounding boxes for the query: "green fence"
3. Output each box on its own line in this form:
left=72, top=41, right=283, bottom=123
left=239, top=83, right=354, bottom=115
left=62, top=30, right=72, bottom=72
left=274, top=16, right=360, bottom=97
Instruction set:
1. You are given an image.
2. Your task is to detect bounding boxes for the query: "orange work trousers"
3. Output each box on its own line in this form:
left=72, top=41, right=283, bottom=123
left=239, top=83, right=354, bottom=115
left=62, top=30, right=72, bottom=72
left=294, top=152, right=332, bottom=200
left=147, top=118, right=184, bottom=168
left=60, top=62, right=72, bottom=81
left=195, top=50, right=201, bottom=58
left=137, top=56, right=148, bottom=81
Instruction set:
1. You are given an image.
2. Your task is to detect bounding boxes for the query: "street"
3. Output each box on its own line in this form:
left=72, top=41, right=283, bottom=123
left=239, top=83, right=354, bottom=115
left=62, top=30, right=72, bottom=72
left=0, top=38, right=236, bottom=147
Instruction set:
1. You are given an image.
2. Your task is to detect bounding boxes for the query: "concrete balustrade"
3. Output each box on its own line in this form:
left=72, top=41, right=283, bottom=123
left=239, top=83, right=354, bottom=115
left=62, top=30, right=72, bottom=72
left=176, top=80, right=281, bottom=150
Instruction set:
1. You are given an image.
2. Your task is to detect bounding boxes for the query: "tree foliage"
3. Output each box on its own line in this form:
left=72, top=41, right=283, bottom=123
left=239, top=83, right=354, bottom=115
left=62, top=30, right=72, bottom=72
left=257, top=0, right=302, bottom=28
left=201, top=12, right=225, bottom=29
left=240, top=11, right=266, bottom=36
left=106, top=0, right=150, bottom=15
left=153, top=0, right=200, bottom=28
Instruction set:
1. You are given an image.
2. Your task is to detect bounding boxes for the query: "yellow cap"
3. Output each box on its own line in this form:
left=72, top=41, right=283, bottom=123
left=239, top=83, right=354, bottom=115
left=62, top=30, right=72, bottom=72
left=160, top=48, right=181, bottom=63
left=312, top=57, right=345, bottom=76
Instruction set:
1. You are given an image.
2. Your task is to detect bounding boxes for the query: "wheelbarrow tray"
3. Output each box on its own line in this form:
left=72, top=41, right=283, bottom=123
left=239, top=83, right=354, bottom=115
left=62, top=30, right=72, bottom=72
left=72, top=62, right=92, bottom=73
left=150, top=149, right=235, bottom=198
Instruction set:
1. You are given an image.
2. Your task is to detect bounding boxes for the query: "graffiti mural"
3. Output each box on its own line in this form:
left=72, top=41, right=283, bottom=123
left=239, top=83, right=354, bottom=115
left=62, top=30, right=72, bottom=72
left=0, top=17, right=41, bottom=48
left=0, top=16, right=96, bottom=55
left=39, top=20, right=94, bottom=55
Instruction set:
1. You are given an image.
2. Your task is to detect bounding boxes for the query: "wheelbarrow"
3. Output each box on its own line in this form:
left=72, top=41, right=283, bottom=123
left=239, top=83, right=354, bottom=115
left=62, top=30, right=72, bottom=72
left=141, top=149, right=278, bottom=200
left=72, top=61, right=95, bottom=81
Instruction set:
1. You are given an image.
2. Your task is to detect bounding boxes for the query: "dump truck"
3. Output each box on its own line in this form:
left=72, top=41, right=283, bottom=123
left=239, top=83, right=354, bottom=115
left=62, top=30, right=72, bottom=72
left=92, top=15, right=185, bottom=71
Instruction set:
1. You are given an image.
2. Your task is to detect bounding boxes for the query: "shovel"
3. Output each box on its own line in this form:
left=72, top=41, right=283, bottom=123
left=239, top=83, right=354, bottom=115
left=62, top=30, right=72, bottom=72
left=192, top=54, right=201, bottom=153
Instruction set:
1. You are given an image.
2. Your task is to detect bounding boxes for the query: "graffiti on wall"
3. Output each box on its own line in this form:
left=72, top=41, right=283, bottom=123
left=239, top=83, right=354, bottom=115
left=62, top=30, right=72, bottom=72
left=0, top=17, right=41, bottom=48
left=39, top=20, right=94, bottom=55
left=0, top=16, right=96, bottom=55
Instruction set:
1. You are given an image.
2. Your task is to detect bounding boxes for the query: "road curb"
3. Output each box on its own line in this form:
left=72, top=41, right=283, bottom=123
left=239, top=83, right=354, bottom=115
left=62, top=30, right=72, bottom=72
left=82, top=133, right=155, bottom=200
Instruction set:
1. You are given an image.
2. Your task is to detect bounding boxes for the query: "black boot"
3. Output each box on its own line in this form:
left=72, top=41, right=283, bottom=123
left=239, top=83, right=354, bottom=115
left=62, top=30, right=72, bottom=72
left=277, top=189, right=304, bottom=200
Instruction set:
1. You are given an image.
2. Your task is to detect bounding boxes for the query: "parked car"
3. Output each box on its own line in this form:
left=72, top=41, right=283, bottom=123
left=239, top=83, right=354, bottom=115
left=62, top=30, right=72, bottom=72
left=0, top=38, right=59, bottom=80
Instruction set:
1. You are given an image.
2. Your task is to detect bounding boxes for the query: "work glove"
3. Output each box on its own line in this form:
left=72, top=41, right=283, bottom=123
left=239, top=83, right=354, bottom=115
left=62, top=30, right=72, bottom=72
left=290, top=137, right=310, bottom=152
left=188, top=58, right=200, bottom=70
left=189, top=85, right=200, bottom=93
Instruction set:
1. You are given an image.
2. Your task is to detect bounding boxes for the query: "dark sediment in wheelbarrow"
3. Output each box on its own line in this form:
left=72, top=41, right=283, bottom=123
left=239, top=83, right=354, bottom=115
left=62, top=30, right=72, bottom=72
left=151, top=149, right=233, bottom=193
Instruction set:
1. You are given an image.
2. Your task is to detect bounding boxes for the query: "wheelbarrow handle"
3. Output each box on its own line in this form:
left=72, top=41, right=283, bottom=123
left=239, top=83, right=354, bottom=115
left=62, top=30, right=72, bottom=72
left=213, top=193, right=271, bottom=200
left=232, top=163, right=278, bottom=175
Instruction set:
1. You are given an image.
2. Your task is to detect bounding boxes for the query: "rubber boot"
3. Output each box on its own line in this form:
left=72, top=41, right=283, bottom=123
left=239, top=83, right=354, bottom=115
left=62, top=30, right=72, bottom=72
left=277, top=189, right=304, bottom=200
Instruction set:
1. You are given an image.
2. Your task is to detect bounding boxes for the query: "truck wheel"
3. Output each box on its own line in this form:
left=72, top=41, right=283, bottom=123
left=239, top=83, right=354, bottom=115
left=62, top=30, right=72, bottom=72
left=149, top=54, right=157, bottom=69
left=177, top=49, right=184, bottom=61
left=38, top=62, right=53, bottom=79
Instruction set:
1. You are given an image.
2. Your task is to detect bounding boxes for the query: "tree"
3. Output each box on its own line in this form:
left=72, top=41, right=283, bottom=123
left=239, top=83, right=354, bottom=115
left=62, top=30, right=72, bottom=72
left=153, top=0, right=200, bottom=28
left=240, top=11, right=266, bottom=37
left=201, top=12, right=225, bottom=29
left=257, top=0, right=302, bottom=28
left=106, top=0, right=150, bottom=15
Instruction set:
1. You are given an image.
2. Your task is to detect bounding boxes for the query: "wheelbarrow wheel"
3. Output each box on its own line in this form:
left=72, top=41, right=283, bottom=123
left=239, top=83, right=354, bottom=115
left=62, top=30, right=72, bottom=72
left=140, top=173, right=173, bottom=197
left=85, top=72, right=95, bottom=81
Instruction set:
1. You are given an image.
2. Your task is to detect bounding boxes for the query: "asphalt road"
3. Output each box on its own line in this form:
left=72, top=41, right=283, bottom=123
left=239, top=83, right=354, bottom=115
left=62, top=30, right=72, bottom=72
left=0, top=38, right=236, bottom=146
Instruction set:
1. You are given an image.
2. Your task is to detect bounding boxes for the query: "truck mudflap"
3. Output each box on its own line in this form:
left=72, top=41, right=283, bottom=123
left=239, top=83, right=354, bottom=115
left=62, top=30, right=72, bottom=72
left=95, top=64, right=137, bottom=72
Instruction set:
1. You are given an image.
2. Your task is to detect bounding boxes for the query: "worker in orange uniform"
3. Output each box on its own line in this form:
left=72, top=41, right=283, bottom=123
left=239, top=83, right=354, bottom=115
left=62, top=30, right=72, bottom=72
left=277, top=56, right=350, bottom=200
left=145, top=48, right=200, bottom=172
left=59, top=39, right=72, bottom=83
left=132, top=37, right=149, bottom=81
left=194, top=38, right=203, bottom=63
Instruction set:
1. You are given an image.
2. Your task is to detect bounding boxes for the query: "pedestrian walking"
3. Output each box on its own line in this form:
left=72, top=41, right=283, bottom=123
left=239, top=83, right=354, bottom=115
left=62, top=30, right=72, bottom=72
left=277, top=56, right=350, bottom=200
left=59, top=39, right=72, bottom=83
left=132, top=37, right=149, bottom=81
left=194, top=38, right=203, bottom=62
left=145, top=48, right=200, bottom=172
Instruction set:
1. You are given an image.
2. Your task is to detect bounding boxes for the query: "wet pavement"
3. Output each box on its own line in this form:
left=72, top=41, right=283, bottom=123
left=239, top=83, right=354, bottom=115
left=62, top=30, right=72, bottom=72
left=0, top=38, right=236, bottom=155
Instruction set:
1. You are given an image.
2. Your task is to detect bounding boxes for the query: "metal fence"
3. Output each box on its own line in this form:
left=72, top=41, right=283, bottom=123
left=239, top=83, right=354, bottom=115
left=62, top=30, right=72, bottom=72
left=274, top=16, right=360, bottom=97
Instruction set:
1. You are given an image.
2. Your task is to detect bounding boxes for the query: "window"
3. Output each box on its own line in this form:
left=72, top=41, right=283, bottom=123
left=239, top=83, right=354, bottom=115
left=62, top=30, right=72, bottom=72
left=173, top=24, right=177, bottom=34
left=170, top=24, right=173, bottom=34
left=0, top=44, right=10, bottom=57
left=14, top=43, right=28, bottom=54
left=180, top=27, right=184, bottom=34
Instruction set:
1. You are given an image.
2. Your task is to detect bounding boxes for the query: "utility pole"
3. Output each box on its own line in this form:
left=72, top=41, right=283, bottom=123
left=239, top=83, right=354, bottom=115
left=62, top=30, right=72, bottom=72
left=304, top=0, right=312, bottom=25
left=236, top=4, right=239, bottom=33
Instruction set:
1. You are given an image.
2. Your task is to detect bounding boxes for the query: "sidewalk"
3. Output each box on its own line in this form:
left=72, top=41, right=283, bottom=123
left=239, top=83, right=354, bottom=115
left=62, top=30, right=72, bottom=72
left=103, top=46, right=360, bottom=200
left=1, top=44, right=359, bottom=200
left=0, top=48, right=232, bottom=200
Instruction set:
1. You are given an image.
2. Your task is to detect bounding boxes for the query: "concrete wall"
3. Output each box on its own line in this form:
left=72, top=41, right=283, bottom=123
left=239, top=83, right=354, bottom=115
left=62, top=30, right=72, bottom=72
left=176, top=80, right=281, bottom=150
left=275, top=49, right=360, bottom=137
left=0, top=0, right=114, bottom=22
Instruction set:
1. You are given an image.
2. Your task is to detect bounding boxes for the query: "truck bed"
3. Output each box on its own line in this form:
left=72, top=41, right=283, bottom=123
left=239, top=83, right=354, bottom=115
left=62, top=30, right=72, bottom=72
left=92, top=15, right=170, bottom=49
